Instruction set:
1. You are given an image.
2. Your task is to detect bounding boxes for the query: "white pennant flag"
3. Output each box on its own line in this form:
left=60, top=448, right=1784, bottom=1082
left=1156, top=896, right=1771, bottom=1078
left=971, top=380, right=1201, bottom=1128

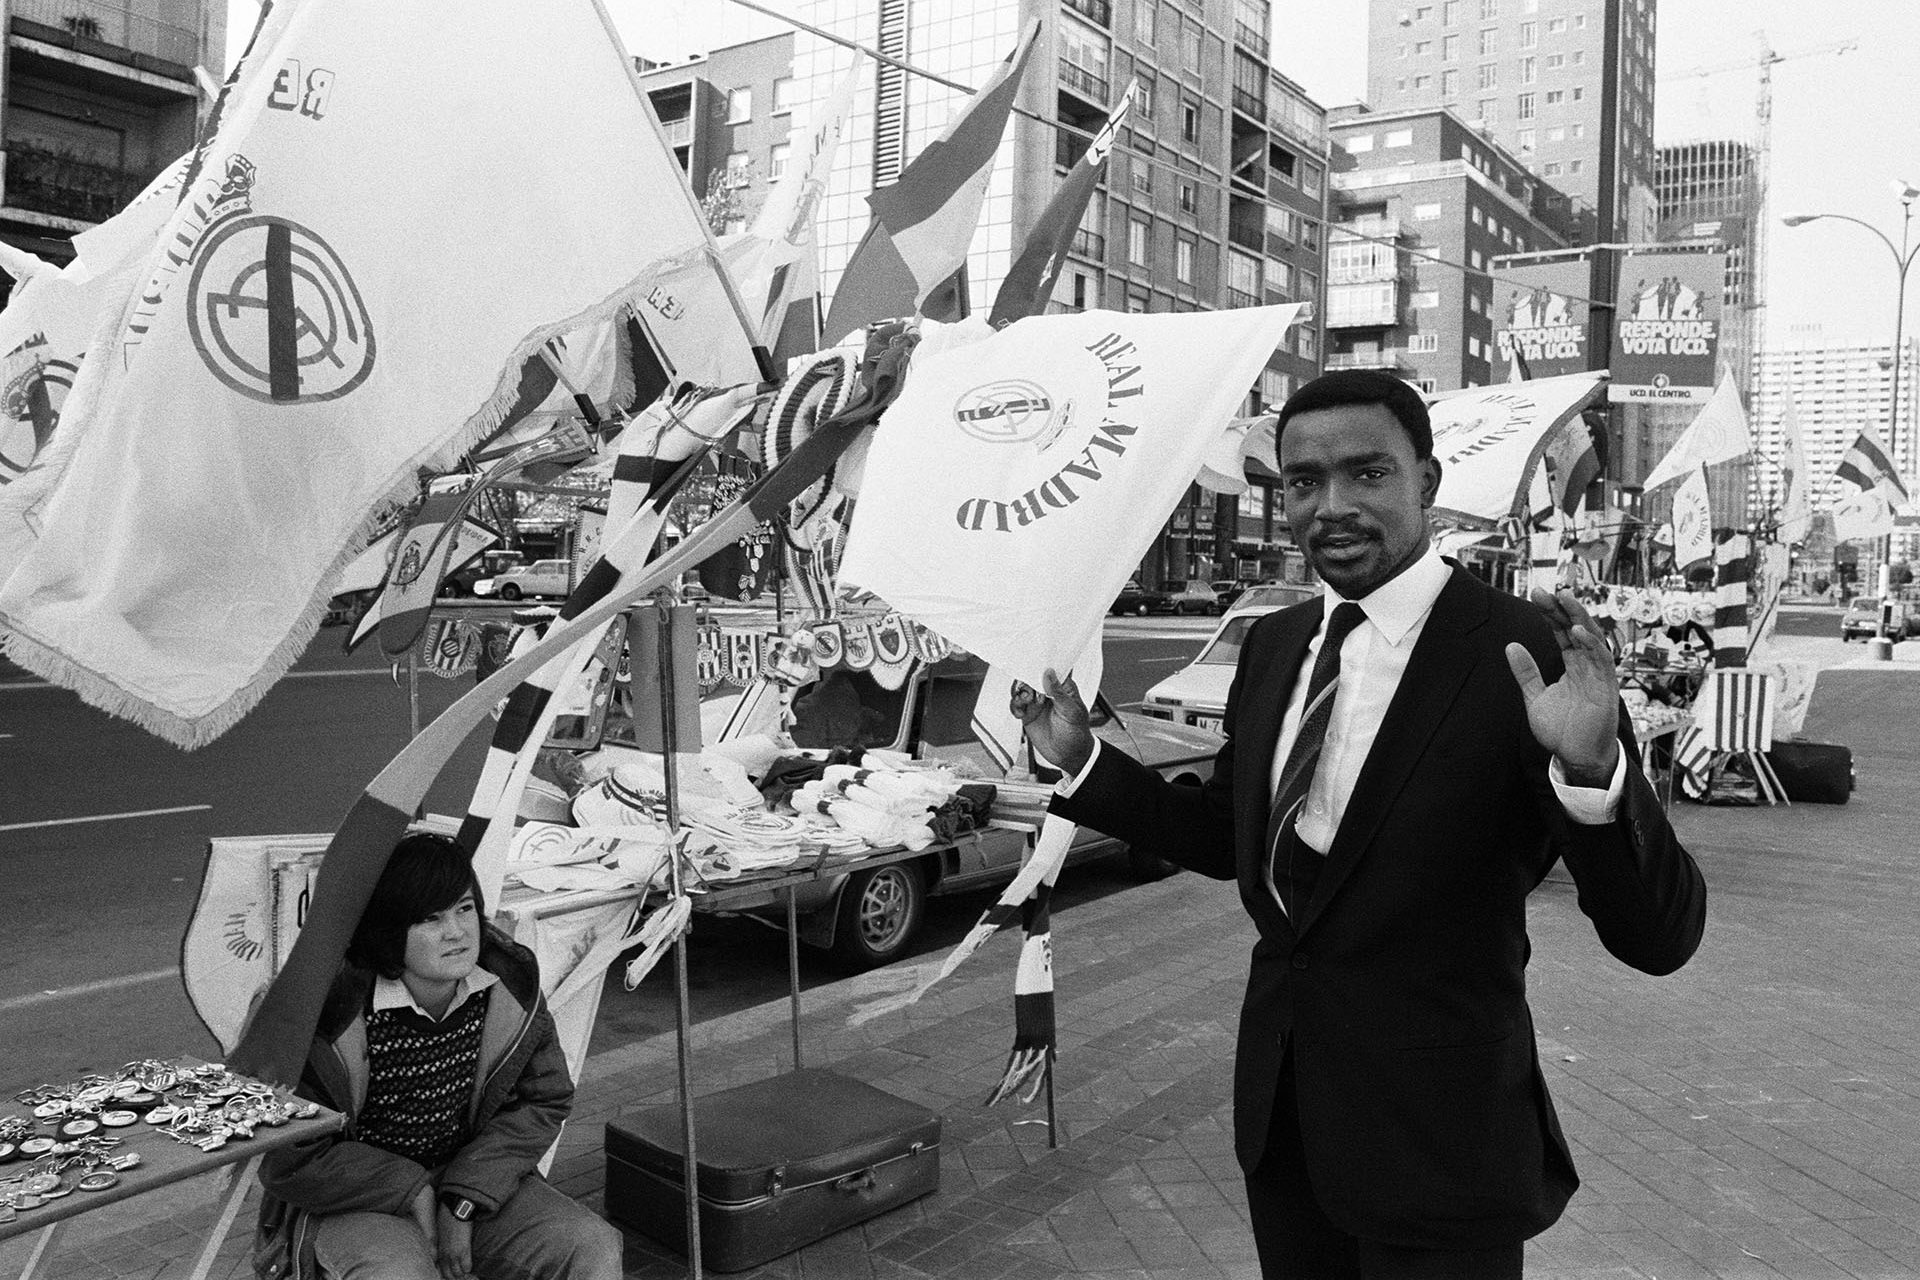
left=1641, top=368, right=1750, bottom=491
left=1829, top=426, right=1910, bottom=544
left=0, top=0, right=759, bottom=748
left=1672, top=464, right=1714, bottom=569
left=839, top=306, right=1301, bottom=688
left=1776, top=397, right=1813, bottom=544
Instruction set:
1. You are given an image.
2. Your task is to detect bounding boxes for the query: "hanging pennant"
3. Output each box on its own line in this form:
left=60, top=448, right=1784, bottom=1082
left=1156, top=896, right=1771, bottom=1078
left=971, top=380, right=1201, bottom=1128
left=841, top=619, right=875, bottom=671
left=695, top=625, right=726, bottom=692
left=811, top=620, right=845, bottom=669
left=726, top=629, right=761, bottom=685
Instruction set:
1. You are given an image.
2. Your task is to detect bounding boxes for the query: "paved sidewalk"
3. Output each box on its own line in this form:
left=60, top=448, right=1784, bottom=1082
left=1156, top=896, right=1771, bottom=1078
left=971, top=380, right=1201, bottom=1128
left=8, top=669, right=1918, bottom=1280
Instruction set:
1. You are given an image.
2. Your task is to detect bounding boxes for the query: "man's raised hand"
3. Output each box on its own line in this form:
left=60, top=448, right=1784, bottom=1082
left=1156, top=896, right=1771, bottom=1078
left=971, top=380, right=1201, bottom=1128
left=1009, top=668, right=1096, bottom=776
left=1504, top=588, right=1621, bottom=788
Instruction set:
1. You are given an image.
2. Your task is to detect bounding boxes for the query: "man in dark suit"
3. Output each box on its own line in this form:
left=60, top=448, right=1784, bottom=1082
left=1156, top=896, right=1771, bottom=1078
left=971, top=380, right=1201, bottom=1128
left=1013, top=371, right=1706, bottom=1278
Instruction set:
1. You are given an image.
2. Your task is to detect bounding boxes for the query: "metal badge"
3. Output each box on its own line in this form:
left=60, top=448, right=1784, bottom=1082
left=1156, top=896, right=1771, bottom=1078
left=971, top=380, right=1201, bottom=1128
left=23, top=1173, right=59, bottom=1195
left=78, top=1171, right=119, bottom=1192
left=57, top=1118, right=99, bottom=1139
left=40, top=1179, right=73, bottom=1199
left=10, top=1193, right=42, bottom=1211
left=18, top=1138, right=55, bottom=1156
left=0, top=1141, right=17, bottom=1163
left=144, top=1106, right=179, bottom=1125
left=99, top=1111, right=138, bottom=1128
left=31, top=1102, right=66, bottom=1121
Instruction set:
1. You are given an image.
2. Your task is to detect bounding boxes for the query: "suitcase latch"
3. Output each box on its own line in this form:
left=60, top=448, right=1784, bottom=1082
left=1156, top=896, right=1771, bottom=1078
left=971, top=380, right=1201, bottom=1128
left=768, top=1166, right=786, bottom=1196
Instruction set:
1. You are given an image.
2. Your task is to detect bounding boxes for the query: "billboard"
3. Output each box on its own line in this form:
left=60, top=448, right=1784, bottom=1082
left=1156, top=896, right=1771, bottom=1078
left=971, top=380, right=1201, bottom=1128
left=1493, top=258, right=1590, bottom=381
left=1609, top=249, right=1726, bottom=404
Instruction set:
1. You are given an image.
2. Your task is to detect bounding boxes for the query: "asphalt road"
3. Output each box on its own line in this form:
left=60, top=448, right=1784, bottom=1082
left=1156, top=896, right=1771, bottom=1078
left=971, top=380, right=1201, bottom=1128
left=0, top=613, right=1213, bottom=1092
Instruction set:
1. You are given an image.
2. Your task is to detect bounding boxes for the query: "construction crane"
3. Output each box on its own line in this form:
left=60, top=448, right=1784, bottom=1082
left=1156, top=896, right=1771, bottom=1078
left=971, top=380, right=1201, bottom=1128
left=1659, top=35, right=1859, bottom=337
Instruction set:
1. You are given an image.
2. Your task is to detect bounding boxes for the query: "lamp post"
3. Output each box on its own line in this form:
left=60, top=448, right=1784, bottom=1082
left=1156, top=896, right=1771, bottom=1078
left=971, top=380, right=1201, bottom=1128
left=1784, top=182, right=1920, bottom=643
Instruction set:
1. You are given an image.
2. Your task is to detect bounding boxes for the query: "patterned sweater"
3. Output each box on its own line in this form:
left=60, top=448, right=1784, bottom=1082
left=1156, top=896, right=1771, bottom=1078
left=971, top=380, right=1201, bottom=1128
left=357, top=988, right=490, bottom=1167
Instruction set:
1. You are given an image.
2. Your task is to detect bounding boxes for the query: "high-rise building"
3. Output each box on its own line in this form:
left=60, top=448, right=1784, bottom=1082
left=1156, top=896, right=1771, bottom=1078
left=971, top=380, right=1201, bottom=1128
left=637, top=32, right=798, bottom=232
left=1750, top=331, right=1920, bottom=560
left=0, top=0, right=227, bottom=295
left=1362, top=0, right=1658, bottom=244
left=1326, top=106, right=1575, bottom=393
left=772, top=0, right=1334, bottom=588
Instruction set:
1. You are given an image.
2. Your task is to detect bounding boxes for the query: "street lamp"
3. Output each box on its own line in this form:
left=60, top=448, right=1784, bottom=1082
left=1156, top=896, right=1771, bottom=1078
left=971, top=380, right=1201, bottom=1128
left=1783, top=181, right=1920, bottom=642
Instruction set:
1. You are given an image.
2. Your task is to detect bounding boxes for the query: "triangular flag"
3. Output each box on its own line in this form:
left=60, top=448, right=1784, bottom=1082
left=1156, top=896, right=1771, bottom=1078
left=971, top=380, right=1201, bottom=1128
left=821, top=21, right=1038, bottom=343
left=1829, top=425, right=1909, bottom=544
left=988, top=80, right=1135, bottom=328
left=1776, top=398, right=1812, bottom=544
left=1672, top=464, right=1714, bottom=569
left=1641, top=368, right=1750, bottom=491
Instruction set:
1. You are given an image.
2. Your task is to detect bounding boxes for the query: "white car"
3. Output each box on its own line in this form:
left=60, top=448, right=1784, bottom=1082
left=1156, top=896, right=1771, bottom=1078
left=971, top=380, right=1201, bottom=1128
left=474, top=558, right=573, bottom=600
left=1137, top=584, right=1318, bottom=731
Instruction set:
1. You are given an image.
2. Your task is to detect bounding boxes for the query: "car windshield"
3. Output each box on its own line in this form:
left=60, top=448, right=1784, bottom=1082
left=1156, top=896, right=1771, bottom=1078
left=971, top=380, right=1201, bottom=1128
left=1197, top=616, right=1260, bottom=665
left=1850, top=597, right=1877, bottom=611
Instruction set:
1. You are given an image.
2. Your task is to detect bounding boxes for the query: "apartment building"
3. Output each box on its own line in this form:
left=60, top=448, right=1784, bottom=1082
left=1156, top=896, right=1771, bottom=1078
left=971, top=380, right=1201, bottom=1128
left=636, top=31, right=798, bottom=232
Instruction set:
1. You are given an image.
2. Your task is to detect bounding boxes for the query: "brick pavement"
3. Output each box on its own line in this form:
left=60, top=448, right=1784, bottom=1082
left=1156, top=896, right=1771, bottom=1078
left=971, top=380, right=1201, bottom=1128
left=7, top=667, right=1917, bottom=1280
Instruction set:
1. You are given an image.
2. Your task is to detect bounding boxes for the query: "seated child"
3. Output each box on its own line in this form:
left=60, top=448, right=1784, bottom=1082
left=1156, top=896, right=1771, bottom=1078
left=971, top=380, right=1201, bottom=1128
left=254, top=833, right=622, bottom=1280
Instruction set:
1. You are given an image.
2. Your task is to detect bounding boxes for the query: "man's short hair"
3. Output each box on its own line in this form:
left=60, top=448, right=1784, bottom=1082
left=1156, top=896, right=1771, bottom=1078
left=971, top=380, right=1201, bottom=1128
left=346, top=833, right=485, bottom=980
left=1274, top=370, right=1433, bottom=461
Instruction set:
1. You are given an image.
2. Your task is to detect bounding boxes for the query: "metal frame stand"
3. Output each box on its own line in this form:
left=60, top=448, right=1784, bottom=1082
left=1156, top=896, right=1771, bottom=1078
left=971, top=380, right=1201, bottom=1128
left=655, top=598, right=704, bottom=1280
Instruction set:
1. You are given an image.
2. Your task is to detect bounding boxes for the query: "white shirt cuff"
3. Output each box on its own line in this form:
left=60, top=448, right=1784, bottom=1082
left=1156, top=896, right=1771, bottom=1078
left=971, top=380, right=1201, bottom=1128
left=1051, top=738, right=1104, bottom=798
left=1549, top=746, right=1627, bottom=824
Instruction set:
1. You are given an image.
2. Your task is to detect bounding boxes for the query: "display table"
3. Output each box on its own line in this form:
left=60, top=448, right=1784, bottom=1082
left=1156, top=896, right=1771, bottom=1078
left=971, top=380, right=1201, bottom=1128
left=1, top=1059, right=343, bottom=1280
left=1632, top=715, right=1692, bottom=810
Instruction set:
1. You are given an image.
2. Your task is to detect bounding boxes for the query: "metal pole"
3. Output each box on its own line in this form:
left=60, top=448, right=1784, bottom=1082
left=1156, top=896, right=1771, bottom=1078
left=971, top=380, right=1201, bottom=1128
left=657, top=600, right=703, bottom=1280
left=407, top=649, right=421, bottom=739
left=786, top=886, right=804, bottom=1071
left=1880, top=200, right=1912, bottom=635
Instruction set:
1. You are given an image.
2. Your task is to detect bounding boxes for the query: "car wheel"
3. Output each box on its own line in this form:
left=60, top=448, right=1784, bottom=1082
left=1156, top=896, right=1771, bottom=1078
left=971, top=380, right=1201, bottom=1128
left=831, top=862, right=926, bottom=970
left=498, top=583, right=522, bottom=601
left=1125, top=845, right=1181, bottom=882
left=1134, top=603, right=1149, bottom=617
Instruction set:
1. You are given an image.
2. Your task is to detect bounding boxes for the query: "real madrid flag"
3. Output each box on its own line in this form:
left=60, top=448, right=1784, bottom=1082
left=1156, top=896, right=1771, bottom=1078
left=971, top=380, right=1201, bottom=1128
left=0, top=0, right=759, bottom=748
left=838, top=306, right=1300, bottom=687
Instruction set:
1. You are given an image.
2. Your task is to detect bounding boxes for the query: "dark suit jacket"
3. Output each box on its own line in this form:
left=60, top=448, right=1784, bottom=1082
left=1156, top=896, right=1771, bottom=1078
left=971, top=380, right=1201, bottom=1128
left=1053, top=565, right=1706, bottom=1250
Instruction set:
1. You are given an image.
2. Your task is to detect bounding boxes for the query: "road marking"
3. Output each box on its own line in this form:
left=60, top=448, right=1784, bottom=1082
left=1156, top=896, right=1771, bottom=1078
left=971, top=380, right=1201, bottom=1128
left=1, top=667, right=390, bottom=692
left=0, top=967, right=178, bottom=1014
left=1136, top=655, right=1192, bottom=664
left=0, top=803, right=212, bottom=833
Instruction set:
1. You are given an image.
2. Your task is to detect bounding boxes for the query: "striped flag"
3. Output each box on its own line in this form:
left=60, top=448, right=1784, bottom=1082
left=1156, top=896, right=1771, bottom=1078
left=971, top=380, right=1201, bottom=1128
left=1829, top=426, right=1909, bottom=544
left=821, top=21, right=1038, bottom=343
left=987, top=80, right=1135, bottom=328
left=1711, top=532, right=1750, bottom=666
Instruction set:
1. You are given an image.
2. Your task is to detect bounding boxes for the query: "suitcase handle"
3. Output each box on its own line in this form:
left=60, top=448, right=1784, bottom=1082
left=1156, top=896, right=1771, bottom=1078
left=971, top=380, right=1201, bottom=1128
left=833, top=1169, right=876, bottom=1194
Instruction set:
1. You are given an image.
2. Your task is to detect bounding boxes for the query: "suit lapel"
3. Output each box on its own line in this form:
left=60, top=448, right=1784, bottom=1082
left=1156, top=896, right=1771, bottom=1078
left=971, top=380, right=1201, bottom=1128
left=1298, top=568, right=1488, bottom=935
left=1235, top=603, right=1320, bottom=930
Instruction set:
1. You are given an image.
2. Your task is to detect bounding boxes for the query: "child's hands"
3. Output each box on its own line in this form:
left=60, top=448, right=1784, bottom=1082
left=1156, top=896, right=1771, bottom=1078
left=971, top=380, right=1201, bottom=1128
left=436, top=1204, right=474, bottom=1279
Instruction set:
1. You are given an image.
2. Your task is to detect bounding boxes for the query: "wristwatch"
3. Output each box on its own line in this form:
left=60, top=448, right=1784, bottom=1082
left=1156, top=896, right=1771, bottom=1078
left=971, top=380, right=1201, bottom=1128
left=438, top=1191, right=480, bottom=1222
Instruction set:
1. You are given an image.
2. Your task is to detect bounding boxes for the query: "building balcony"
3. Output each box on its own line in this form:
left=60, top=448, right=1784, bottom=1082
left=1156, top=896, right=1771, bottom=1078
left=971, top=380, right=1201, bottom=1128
left=1062, top=0, right=1112, bottom=27
left=1231, top=86, right=1266, bottom=121
left=1232, top=19, right=1269, bottom=58
left=10, top=0, right=196, bottom=65
left=1070, top=228, right=1105, bottom=260
left=1226, top=287, right=1263, bottom=309
left=1334, top=217, right=1403, bottom=241
left=657, top=116, right=694, bottom=148
left=1, top=142, right=150, bottom=223
left=1058, top=60, right=1109, bottom=106
left=1325, top=349, right=1413, bottom=372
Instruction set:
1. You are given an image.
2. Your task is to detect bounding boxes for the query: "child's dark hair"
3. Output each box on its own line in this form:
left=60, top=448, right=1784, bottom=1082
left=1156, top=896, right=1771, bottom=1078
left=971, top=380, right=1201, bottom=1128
left=346, top=833, right=485, bottom=980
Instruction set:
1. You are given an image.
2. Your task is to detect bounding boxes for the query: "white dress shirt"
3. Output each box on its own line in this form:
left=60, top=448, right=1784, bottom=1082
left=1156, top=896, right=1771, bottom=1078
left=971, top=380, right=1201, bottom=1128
left=1061, top=548, right=1625, bottom=844
left=373, top=967, right=498, bottom=1023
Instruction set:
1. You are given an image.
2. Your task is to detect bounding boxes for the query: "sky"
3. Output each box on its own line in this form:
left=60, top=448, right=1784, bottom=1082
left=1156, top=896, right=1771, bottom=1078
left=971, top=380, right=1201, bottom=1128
left=225, top=0, right=1920, bottom=349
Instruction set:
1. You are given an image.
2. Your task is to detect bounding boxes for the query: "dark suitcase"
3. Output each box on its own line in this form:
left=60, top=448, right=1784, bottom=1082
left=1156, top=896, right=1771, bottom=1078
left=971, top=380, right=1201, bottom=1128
left=604, top=1068, right=941, bottom=1272
left=1765, top=740, right=1854, bottom=804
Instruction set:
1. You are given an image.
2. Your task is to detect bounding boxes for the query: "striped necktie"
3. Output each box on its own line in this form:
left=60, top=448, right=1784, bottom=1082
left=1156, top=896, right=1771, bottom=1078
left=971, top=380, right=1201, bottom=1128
left=1265, top=601, right=1368, bottom=920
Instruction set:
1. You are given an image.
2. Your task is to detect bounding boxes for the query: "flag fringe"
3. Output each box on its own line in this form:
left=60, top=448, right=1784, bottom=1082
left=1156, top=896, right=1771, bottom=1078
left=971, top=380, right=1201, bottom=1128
left=0, top=265, right=701, bottom=750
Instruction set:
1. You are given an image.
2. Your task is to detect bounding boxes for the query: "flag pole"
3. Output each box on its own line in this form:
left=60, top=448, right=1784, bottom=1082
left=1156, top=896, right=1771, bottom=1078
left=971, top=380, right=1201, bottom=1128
left=582, top=0, right=776, bottom=385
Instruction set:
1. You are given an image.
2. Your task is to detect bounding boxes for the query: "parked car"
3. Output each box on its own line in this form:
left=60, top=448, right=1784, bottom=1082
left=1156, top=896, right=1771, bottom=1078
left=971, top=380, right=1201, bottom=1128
left=1110, top=580, right=1174, bottom=616
left=1138, top=583, right=1319, bottom=730
left=441, top=549, right=526, bottom=597
left=706, top=651, right=1221, bottom=969
left=1840, top=595, right=1907, bottom=641
left=1210, top=580, right=1247, bottom=611
left=474, top=557, right=573, bottom=600
left=1168, top=581, right=1222, bottom=615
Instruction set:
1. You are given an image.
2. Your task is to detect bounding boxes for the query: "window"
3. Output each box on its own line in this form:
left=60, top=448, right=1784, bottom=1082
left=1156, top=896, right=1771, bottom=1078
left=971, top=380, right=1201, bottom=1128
left=772, top=77, right=796, bottom=114
left=1397, top=42, right=1409, bottom=58
left=1128, top=219, right=1149, bottom=265
left=1072, top=272, right=1091, bottom=310
left=1478, top=28, right=1497, bottom=54
left=1182, top=99, right=1199, bottom=143
left=1441, top=69, right=1458, bottom=95
left=1476, top=97, right=1497, bottom=122
left=1543, top=161, right=1562, bottom=176
left=1477, top=63, right=1497, bottom=89
left=1266, top=205, right=1298, bottom=244
left=1548, top=16, right=1566, bottom=32
left=1572, top=86, right=1584, bottom=101
left=1571, top=50, right=1585, bottom=65
left=1269, top=259, right=1294, bottom=294
left=1396, top=77, right=1408, bottom=92
left=1468, top=291, right=1485, bottom=314
left=1516, top=127, right=1534, bottom=152
left=1443, top=0, right=1459, bottom=23
left=720, top=216, right=747, bottom=236
left=1545, top=52, right=1564, bottom=69
left=1301, top=160, right=1323, bottom=195
left=1485, top=213, right=1499, bottom=236
left=1517, top=92, right=1535, bottom=120
left=1385, top=128, right=1414, bottom=148
left=1344, top=133, right=1375, bottom=153
left=1413, top=378, right=1439, bottom=393
left=1135, top=0, right=1155, bottom=44
left=768, top=142, right=791, bottom=179
left=1409, top=290, right=1441, bottom=309
left=1442, top=34, right=1459, bottom=59
left=1499, top=225, right=1513, bottom=245
left=1412, top=200, right=1443, bottom=220
left=1518, top=21, right=1536, bottom=46
left=726, top=87, right=752, bottom=123
left=1412, top=74, right=1431, bottom=88
left=1569, top=123, right=1584, bottom=138
left=1545, top=89, right=1564, bottom=104
left=1175, top=237, right=1195, bottom=284
left=1469, top=204, right=1484, bottom=226
left=1136, top=74, right=1155, bottom=119
left=1469, top=248, right=1484, bottom=269
left=1181, top=15, right=1202, bottom=70
left=723, top=149, right=750, bottom=182
left=1415, top=39, right=1432, bottom=55
left=1467, top=335, right=1483, bottom=358
left=1520, top=57, right=1536, bottom=83
left=1573, top=12, right=1586, bottom=27
left=1131, top=162, right=1153, bottom=194
left=1296, top=325, right=1317, bottom=359
left=1480, top=0, right=1498, bottom=17
left=1415, top=4, right=1432, bottom=17
left=1126, top=284, right=1151, bottom=313
left=1179, top=180, right=1197, bottom=213
left=1408, top=333, right=1440, bottom=353
left=1568, top=158, right=1582, bottom=173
